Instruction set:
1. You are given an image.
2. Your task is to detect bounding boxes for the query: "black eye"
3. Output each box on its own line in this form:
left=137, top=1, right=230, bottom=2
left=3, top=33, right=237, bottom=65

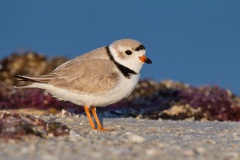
left=125, top=50, right=132, bottom=55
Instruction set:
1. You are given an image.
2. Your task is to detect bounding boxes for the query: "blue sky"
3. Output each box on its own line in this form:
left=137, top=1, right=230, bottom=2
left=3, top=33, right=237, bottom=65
left=0, top=1, right=240, bottom=94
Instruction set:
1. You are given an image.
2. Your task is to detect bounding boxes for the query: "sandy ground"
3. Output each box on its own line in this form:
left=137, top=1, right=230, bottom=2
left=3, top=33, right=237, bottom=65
left=0, top=114, right=240, bottom=160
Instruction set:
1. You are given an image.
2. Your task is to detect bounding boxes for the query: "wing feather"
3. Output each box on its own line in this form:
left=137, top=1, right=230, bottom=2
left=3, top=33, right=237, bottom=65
left=47, top=58, right=120, bottom=94
left=15, top=47, right=120, bottom=94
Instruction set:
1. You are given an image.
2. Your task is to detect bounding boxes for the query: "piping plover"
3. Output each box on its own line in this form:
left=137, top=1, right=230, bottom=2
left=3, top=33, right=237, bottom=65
left=15, top=39, right=152, bottom=131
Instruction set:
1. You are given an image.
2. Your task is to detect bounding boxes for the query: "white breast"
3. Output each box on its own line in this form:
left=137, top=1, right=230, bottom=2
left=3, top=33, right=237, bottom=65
left=96, top=73, right=140, bottom=106
left=30, top=74, right=140, bottom=107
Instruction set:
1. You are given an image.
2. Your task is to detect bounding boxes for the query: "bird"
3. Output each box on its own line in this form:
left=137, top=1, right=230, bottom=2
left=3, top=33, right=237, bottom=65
left=15, top=39, right=152, bottom=131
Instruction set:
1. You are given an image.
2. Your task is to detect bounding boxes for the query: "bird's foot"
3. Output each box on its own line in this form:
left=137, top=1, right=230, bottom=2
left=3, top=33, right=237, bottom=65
left=97, top=127, right=114, bottom=132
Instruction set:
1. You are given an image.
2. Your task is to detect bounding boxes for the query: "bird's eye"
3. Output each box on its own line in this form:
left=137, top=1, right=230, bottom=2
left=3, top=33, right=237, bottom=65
left=125, top=50, right=132, bottom=55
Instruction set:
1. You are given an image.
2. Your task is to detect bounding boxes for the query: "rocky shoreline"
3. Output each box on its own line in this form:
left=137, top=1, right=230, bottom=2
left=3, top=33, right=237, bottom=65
left=0, top=52, right=240, bottom=159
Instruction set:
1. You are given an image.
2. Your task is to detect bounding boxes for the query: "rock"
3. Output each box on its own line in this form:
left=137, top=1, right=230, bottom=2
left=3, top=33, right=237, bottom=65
left=127, top=134, right=145, bottom=143
left=194, top=146, right=205, bottom=154
left=183, top=150, right=195, bottom=157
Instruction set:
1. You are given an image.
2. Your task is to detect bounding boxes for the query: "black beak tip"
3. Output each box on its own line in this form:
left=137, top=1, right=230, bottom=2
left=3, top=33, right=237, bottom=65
left=146, top=58, right=152, bottom=64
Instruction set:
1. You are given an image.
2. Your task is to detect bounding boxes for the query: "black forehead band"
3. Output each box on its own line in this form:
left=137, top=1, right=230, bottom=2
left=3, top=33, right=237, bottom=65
left=135, top=44, right=145, bottom=51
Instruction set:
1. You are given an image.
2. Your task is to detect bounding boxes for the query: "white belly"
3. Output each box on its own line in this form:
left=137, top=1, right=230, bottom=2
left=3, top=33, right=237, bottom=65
left=30, top=74, right=140, bottom=107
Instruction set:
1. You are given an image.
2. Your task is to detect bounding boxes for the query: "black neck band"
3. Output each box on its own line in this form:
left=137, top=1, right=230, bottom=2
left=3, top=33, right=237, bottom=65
left=105, top=46, right=137, bottom=79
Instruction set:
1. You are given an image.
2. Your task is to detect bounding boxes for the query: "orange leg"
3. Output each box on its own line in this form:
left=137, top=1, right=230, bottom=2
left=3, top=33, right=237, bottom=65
left=91, top=107, right=106, bottom=131
left=84, top=106, right=96, bottom=130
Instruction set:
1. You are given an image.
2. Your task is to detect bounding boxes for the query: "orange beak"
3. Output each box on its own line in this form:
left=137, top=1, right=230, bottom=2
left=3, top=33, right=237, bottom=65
left=139, top=55, right=152, bottom=64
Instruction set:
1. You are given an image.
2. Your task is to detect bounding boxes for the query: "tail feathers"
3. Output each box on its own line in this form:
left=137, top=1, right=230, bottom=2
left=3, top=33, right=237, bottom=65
left=15, top=75, right=42, bottom=83
left=14, top=75, right=50, bottom=88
